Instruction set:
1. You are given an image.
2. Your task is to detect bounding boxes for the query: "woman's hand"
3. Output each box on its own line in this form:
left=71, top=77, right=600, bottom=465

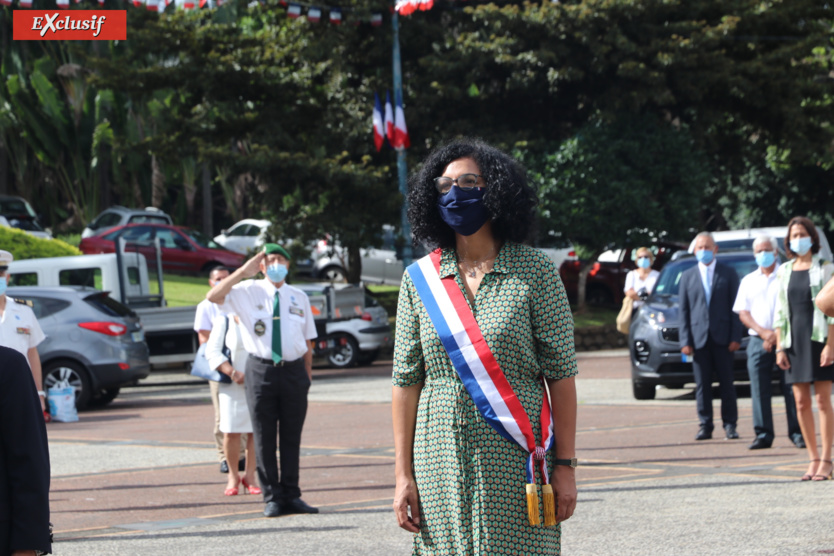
left=821, top=345, right=834, bottom=367
left=230, top=369, right=245, bottom=385
left=393, top=475, right=421, bottom=533
left=552, top=466, right=577, bottom=523
left=777, top=350, right=790, bottom=371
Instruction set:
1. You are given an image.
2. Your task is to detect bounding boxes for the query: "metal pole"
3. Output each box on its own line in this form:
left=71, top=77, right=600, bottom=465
left=392, top=10, right=413, bottom=267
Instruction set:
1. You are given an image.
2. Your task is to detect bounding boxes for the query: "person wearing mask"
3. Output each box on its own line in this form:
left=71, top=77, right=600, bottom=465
left=733, top=235, right=803, bottom=450
left=773, top=216, right=834, bottom=481
left=193, top=266, right=246, bottom=475
left=679, top=232, right=743, bottom=441
left=0, top=346, right=51, bottom=556
left=624, top=247, right=660, bottom=310
left=392, top=140, right=577, bottom=554
left=207, top=244, right=319, bottom=518
left=0, top=250, right=48, bottom=422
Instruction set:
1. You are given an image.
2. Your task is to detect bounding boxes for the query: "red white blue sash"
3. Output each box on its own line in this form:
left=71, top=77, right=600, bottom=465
left=407, top=250, right=555, bottom=488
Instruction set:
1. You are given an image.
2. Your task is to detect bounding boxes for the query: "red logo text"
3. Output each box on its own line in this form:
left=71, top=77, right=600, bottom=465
left=13, top=10, right=126, bottom=41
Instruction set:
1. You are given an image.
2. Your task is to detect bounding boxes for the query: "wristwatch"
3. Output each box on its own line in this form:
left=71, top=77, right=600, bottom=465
left=553, top=457, right=578, bottom=468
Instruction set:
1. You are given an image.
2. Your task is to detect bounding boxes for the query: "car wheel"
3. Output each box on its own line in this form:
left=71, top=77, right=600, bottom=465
left=632, top=380, right=656, bottom=400
left=328, top=334, right=358, bottom=368
left=357, top=349, right=380, bottom=366
left=321, top=265, right=347, bottom=283
left=44, top=359, right=93, bottom=410
left=88, top=387, right=121, bottom=407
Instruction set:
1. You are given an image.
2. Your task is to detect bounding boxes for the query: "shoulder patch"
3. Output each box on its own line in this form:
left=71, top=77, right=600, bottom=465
left=12, top=297, right=33, bottom=307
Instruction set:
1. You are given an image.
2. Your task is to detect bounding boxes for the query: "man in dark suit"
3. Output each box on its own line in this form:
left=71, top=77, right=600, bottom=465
left=0, top=346, right=51, bottom=555
left=679, top=232, right=744, bottom=441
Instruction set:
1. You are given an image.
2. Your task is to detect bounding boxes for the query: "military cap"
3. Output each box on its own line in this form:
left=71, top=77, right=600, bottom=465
left=263, top=243, right=291, bottom=260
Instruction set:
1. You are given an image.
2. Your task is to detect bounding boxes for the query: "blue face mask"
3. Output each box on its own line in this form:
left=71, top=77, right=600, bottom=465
left=437, top=186, right=489, bottom=236
left=790, top=237, right=812, bottom=256
left=265, top=263, right=288, bottom=283
left=636, top=257, right=651, bottom=269
left=755, top=251, right=775, bottom=269
left=695, top=249, right=714, bottom=265
left=0, top=277, right=6, bottom=296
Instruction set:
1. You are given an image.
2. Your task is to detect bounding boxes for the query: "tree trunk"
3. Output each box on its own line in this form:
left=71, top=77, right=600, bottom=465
left=0, top=141, right=8, bottom=195
left=347, top=243, right=362, bottom=284
left=576, top=261, right=592, bottom=314
left=98, top=145, right=111, bottom=213
left=201, top=163, right=212, bottom=236
left=183, top=170, right=197, bottom=227
left=151, top=155, right=165, bottom=207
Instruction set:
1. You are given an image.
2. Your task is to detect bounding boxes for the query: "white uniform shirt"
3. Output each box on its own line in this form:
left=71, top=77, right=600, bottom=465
left=732, top=264, right=781, bottom=336
left=624, top=269, right=660, bottom=308
left=0, top=295, right=45, bottom=367
left=193, top=298, right=224, bottom=333
left=221, top=279, right=317, bottom=361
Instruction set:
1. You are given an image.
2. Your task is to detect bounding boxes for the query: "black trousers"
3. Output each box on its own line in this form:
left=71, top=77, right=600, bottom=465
left=692, top=337, right=737, bottom=429
left=244, top=356, right=310, bottom=504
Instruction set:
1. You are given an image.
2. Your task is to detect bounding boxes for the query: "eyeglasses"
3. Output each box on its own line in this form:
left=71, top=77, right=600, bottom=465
left=433, top=173, right=483, bottom=195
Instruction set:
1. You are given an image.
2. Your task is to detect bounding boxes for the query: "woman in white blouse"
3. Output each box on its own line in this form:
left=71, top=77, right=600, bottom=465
left=624, top=247, right=660, bottom=309
left=206, top=314, right=261, bottom=497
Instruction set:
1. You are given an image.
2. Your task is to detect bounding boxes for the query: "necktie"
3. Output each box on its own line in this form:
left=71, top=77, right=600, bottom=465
left=702, top=269, right=712, bottom=304
left=272, top=292, right=282, bottom=364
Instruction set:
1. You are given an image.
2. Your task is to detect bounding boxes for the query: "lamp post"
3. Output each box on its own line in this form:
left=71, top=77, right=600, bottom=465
left=392, top=9, right=413, bottom=267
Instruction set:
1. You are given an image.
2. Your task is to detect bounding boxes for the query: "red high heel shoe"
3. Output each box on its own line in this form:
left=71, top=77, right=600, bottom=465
left=241, top=477, right=261, bottom=495
left=224, top=480, right=240, bottom=496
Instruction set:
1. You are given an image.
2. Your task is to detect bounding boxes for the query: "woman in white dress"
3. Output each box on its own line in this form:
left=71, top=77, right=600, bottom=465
left=206, top=314, right=261, bottom=496
left=624, top=246, right=660, bottom=309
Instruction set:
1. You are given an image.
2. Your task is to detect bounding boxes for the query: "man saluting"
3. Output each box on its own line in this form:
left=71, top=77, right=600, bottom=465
left=207, top=244, right=319, bottom=518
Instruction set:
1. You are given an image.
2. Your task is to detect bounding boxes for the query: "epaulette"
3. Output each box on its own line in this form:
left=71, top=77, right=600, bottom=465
left=12, top=297, right=33, bottom=308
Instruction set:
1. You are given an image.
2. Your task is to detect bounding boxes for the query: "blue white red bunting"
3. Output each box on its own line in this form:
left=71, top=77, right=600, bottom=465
left=407, top=250, right=555, bottom=484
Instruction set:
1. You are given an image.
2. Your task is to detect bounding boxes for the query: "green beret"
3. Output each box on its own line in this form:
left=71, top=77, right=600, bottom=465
left=263, top=243, right=291, bottom=260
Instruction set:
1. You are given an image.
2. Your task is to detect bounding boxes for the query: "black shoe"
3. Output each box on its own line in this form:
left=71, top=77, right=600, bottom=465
left=280, top=498, right=319, bottom=515
left=264, top=502, right=281, bottom=518
left=695, top=426, right=713, bottom=441
left=724, top=424, right=739, bottom=440
left=238, top=458, right=246, bottom=472
left=219, top=460, right=229, bottom=474
left=748, top=437, right=772, bottom=450
left=792, top=434, right=807, bottom=449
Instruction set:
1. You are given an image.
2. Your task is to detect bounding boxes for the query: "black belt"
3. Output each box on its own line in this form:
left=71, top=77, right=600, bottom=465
left=248, top=353, right=302, bottom=367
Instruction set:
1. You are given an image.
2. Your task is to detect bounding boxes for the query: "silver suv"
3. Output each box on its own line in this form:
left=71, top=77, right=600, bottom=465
left=81, top=206, right=173, bottom=238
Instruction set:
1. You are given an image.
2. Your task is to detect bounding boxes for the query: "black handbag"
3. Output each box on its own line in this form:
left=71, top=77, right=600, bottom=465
left=190, top=317, right=232, bottom=383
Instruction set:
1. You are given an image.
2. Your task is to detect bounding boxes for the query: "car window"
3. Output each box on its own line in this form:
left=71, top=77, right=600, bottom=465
left=227, top=224, right=252, bottom=237
left=9, top=272, right=38, bottom=286
left=245, top=225, right=263, bottom=237
left=16, top=296, right=72, bottom=319
left=155, top=228, right=179, bottom=249
left=99, top=212, right=123, bottom=228
left=104, top=225, right=154, bottom=242
left=181, top=228, right=222, bottom=249
left=129, top=215, right=170, bottom=225
left=0, top=198, right=37, bottom=217
left=59, top=268, right=103, bottom=289
left=84, top=292, right=133, bottom=317
left=652, top=257, right=760, bottom=297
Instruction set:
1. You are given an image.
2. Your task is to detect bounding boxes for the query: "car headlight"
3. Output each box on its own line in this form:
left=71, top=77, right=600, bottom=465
left=633, top=340, right=650, bottom=363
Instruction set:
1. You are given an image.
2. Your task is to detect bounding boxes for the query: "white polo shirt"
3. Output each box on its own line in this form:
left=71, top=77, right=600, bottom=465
left=193, top=298, right=224, bottom=333
left=220, top=279, right=317, bottom=362
left=732, top=264, right=781, bottom=336
left=0, top=295, right=45, bottom=367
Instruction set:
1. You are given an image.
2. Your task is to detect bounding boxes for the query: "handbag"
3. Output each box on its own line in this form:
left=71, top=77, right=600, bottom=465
left=190, top=317, right=233, bottom=383
left=616, top=296, right=634, bottom=335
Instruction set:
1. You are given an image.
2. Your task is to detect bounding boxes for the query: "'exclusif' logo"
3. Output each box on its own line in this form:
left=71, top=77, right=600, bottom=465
left=13, top=10, right=126, bottom=41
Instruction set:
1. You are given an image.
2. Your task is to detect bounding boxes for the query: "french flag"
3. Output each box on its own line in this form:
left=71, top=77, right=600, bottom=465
left=395, top=0, right=433, bottom=16
left=56, top=0, right=70, bottom=6
left=287, top=3, right=301, bottom=18
left=384, top=91, right=394, bottom=143
left=20, top=0, right=33, bottom=7
left=0, top=0, right=13, bottom=7
left=392, top=96, right=411, bottom=149
left=307, top=7, right=321, bottom=22
left=372, top=93, right=385, bottom=152
left=329, top=8, right=341, bottom=24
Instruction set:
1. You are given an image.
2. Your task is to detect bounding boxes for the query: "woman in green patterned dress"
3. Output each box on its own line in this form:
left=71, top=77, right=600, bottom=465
left=392, top=139, right=578, bottom=555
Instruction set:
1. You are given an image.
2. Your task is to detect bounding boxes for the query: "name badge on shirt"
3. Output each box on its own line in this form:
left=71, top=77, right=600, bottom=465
left=289, top=306, right=304, bottom=318
left=254, top=320, right=266, bottom=336
left=16, top=327, right=30, bottom=335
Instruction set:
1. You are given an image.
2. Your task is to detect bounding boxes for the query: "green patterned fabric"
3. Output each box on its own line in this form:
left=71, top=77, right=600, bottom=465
left=393, top=241, right=578, bottom=555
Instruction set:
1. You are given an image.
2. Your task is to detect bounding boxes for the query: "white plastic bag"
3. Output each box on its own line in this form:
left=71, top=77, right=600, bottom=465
left=47, top=380, right=79, bottom=423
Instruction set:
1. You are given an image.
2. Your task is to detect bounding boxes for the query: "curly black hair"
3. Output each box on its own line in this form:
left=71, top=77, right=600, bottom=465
left=407, top=138, right=538, bottom=249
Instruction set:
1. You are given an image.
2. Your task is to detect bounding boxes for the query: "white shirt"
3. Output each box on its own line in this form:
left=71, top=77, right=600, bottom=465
left=733, top=263, right=780, bottom=336
left=0, top=295, right=45, bottom=367
left=624, top=269, right=659, bottom=308
left=193, top=298, right=224, bottom=333
left=205, top=314, right=249, bottom=373
left=221, top=279, right=317, bottom=361
left=698, top=260, right=715, bottom=299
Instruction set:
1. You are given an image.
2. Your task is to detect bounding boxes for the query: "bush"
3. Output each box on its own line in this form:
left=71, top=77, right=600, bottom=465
left=0, top=227, right=82, bottom=259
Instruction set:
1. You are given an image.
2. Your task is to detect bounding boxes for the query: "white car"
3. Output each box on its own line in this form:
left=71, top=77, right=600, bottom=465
left=687, top=226, right=833, bottom=261
left=213, top=219, right=270, bottom=255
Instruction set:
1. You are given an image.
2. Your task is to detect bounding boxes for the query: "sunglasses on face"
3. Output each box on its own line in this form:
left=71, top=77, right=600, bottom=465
left=433, top=173, right=483, bottom=195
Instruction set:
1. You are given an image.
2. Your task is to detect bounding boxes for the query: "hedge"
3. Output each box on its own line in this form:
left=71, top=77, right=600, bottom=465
left=0, top=226, right=82, bottom=259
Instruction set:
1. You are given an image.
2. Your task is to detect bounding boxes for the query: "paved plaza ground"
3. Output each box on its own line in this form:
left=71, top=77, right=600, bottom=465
left=45, top=350, right=834, bottom=555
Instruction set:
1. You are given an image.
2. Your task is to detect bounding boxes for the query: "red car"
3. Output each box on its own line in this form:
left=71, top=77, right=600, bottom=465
left=79, top=223, right=246, bottom=274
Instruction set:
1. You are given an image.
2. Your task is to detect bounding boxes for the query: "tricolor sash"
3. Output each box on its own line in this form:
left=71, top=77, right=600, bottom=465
left=407, top=249, right=556, bottom=526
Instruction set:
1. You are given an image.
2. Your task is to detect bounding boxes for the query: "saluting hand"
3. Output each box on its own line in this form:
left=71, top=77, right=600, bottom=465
left=240, top=251, right=266, bottom=279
